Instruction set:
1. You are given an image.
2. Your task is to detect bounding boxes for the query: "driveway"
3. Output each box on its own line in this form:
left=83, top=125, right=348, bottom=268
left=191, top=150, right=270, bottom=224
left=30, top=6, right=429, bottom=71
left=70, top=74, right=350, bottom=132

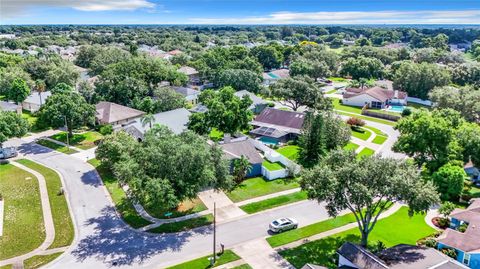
left=5, top=138, right=332, bottom=269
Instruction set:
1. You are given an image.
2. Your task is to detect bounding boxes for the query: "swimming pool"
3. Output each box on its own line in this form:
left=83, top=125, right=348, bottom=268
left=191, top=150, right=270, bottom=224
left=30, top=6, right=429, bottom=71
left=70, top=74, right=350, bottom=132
left=387, top=105, right=405, bottom=113
left=259, top=136, right=278, bottom=145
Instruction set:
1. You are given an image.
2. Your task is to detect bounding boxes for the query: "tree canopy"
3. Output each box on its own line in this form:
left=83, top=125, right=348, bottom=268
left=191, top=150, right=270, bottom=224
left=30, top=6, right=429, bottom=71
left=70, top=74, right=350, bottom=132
left=429, top=86, right=480, bottom=123
left=0, top=112, right=30, bottom=147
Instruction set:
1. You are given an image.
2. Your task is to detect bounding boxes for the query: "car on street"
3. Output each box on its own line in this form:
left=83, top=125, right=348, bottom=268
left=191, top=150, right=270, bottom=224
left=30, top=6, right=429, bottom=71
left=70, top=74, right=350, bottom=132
left=269, top=217, right=298, bottom=233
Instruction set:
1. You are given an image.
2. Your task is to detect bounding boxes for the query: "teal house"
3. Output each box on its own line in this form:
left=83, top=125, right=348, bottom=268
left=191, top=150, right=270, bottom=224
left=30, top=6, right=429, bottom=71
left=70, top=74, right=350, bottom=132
left=437, top=199, right=480, bottom=268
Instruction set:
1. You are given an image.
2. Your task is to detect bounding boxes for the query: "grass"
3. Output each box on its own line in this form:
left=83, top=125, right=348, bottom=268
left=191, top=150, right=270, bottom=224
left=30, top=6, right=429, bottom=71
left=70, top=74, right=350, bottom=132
left=0, top=265, right=12, bottom=269
left=262, top=160, right=285, bottom=171
left=279, top=207, right=436, bottom=269
left=16, top=159, right=74, bottom=249
left=88, top=159, right=152, bottom=228
left=209, top=128, right=224, bottom=142
left=325, top=89, right=337, bottom=94
left=357, top=148, right=375, bottom=158
left=371, top=136, right=387, bottom=145
left=36, top=139, right=78, bottom=155
left=145, top=198, right=208, bottom=219
left=166, top=250, right=241, bottom=269
left=148, top=214, right=214, bottom=233
left=50, top=131, right=103, bottom=150
left=343, top=142, right=359, bottom=151
left=23, top=252, right=63, bottom=269
left=227, top=177, right=300, bottom=202
left=351, top=128, right=371, bottom=141
left=362, top=126, right=388, bottom=145
left=232, top=265, right=253, bottom=269
left=327, top=77, right=348, bottom=82
left=331, top=98, right=363, bottom=114
left=267, top=211, right=359, bottom=248
left=277, top=145, right=300, bottom=161
left=21, top=110, right=49, bottom=133
left=240, top=191, right=308, bottom=214
left=0, top=164, right=44, bottom=260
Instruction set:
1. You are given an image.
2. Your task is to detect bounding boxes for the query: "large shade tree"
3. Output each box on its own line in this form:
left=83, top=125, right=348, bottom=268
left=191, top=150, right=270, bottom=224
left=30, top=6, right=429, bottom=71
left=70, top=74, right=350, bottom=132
left=6, top=78, right=30, bottom=104
left=0, top=112, right=30, bottom=147
left=300, top=150, right=439, bottom=247
left=429, top=86, right=480, bottom=123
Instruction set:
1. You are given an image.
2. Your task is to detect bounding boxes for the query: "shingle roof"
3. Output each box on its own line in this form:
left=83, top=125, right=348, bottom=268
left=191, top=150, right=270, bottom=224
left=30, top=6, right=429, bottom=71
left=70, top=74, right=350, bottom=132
left=178, top=66, right=198, bottom=76
left=235, top=90, right=267, bottom=106
left=344, top=87, right=407, bottom=101
left=251, top=108, right=305, bottom=134
left=23, top=91, right=52, bottom=105
left=95, top=101, right=145, bottom=124
left=123, top=108, right=191, bottom=137
left=0, top=101, right=20, bottom=112
left=219, top=138, right=263, bottom=164
left=338, top=242, right=388, bottom=269
left=172, top=86, right=200, bottom=97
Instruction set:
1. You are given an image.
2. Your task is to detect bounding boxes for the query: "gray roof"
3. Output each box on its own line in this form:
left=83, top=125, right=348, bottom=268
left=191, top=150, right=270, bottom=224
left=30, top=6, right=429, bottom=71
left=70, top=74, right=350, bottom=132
left=234, top=90, right=268, bottom=108
left=338, top=242, right=388, bottom=269
left=124, top=108, right=191, bottom=137
left=23, top=91, right=52, bottom=105
left=95, top=101, right=145, bottom=124
left=251, top=108, right=305, bottom=134
left=301, top=264, right=328, bottom=269
left=219, top=138, right=263, bottom=164
left=0, top=101, right=20, bottom=112
left=172, top=86, right=200, bottom=101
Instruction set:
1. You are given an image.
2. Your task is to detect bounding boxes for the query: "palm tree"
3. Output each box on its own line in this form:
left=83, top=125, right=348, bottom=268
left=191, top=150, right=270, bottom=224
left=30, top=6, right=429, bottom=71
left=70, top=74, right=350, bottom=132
left=232, top=156, right=252, bottom=184
left=34, top=79, right=46, bottom=106
left=141, top=114, right=155, bottom=129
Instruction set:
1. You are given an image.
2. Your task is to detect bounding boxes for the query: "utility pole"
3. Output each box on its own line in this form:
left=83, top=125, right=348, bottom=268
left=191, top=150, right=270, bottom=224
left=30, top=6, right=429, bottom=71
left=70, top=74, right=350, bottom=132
left=213, top=202, right=216, bottom=264
left=64, top=116, right=70, bottom=149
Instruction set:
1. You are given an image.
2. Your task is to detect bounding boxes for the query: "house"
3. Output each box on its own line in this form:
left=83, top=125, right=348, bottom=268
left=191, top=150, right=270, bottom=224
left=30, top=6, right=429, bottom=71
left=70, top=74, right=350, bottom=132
left=437, top=198, right=480, bottom=268
left=342, top=86, right=408, bottom=109
left=250, top=108, right=305, bottom=144
left=342, top=39, right=356, bottom=46
left=172, top=86, right=200, bottom=106
left=219, top=137, right=263, bottom=178
left=262, top=69, right=290, bottom=85
left=0, top=101, right=22, bottom=114
left=123, top=108, right=191, bottom=141
left=22, top=91, right=52, bottom=113
left=234, top=90, right=269, bottom=114
left=95, top=101, right=145, bottom=128
left=178, top=66, right=200, bottom=86
left=338, top=242, right=467, bottom=269
left=465, top=161, right=480, bottom=183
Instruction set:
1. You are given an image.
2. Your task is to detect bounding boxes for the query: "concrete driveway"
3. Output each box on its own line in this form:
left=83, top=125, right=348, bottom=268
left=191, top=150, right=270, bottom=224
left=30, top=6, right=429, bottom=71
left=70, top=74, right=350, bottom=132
left=4, top=139, right=332, bottom=269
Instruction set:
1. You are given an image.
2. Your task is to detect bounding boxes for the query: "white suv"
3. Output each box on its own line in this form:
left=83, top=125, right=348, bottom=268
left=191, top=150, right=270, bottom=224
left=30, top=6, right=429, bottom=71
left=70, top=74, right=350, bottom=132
left=269, top=218, right=298, bottom=233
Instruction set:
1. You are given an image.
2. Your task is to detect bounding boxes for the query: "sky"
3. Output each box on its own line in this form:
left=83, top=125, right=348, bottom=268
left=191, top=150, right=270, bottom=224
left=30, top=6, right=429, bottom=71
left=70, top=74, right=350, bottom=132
left=1, top=0, right=480, bottom=25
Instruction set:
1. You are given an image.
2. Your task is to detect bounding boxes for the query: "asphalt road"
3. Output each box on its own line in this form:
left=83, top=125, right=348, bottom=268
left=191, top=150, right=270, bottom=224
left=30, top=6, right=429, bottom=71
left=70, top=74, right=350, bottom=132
left=6, top=139, right=332, bottom=269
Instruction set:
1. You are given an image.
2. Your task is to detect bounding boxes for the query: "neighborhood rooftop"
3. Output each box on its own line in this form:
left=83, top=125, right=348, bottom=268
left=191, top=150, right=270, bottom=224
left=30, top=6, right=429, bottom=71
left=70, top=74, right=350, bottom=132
left=95, top=101, right=145, bottom=125
left=219, top=138, right=263, bottom=165
left=251, top=107, right=305, bottom=134
left=343, top=86, right=407, bottom=101
left=23, top=91, right=52, bottom=105
left=123, top=107, right=191, bottom=138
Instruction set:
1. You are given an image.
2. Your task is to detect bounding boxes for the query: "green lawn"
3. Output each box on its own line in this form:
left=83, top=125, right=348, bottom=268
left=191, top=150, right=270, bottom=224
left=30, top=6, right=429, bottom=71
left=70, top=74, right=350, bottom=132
left=371, top=136, right=387, bottom=145
left=277, top=145, right=300, bottom=161
left=327, top=77, right=348, bottom=82
left=331, top=98, right=363, bottom=114
left=325, top=89, right=337, bottom=94
left=16, top=159, right=74, bottom=249
left=23, top=252, right=63, bottom=269
left=21, top=110, right=49, bottom=133
left=240, top=191, right=307, bottom=214
left=227, top=177, right=300, bottom=202
left=279, top=207, right=435, bottom=269
left=36, top=139, right=78, bottom=155
left=343, top=142, right=359, bottom=151
left=357, top=148, right=375, bottom=158
left=166, top=250, right=241, bottom=269
left=262, top=160, right=285, bottom=171
left=336, top=110, right=397, bottom=126
left=0, top=265, right=12, bottom=269
left=145, top=198, right=208, bottom=219
left=351, top=128, right=371, bottom=141
left=362, top=126, right=388, bottom=145
left=268, top=211, right=359, bottom=248
left=88, top=159, right=152, bottom=228
left=147, top=214, right=214, bottom=233
left=232, top=265, right=253, bottom=269
left=209, top=128, right=224, bottom=142
left=50, top=131, right=103, bottom=150
left=0, top=164, right=44, bottom=260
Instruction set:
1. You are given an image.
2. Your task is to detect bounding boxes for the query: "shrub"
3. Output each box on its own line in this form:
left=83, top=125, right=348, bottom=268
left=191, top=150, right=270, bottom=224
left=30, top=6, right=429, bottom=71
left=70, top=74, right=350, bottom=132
left=425, top=238, right=438, bottom=248
left=99, top=124, right=113, bottom=136
left=438, top=202, right=456, bottom=218
left=401, top=107, right=412, bottom=116
left=369, top=241, right=386, bottom=254
left=458, top=223, right=468, bottom=233
left=437, top=217, right=450, bottom=228
left=267, top=102, right=275, bottom=107
left=346, top=117, right=365, bottom=127
left=441, top=248, right=457, bottom=259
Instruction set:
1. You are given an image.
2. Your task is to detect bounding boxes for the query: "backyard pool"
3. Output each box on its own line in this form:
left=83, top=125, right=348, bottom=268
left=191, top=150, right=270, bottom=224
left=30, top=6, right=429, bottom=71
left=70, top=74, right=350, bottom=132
left=386, top=105, right=405, bottom=113
left=259, top=136, right=279, bottom=145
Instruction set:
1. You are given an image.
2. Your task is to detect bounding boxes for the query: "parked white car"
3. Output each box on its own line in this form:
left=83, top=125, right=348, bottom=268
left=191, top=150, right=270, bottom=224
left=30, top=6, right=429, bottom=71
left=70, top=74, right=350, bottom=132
left=269, top=218, right=298, bottom=233
left=0, top=147, right=18, bottom=159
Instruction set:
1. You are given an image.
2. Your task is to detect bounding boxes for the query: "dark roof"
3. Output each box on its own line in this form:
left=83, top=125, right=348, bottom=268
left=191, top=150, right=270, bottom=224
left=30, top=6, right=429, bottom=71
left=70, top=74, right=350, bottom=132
left=252, top=108, right=305, bottom=131
left=95, top=101, right=145, bottom=124
left=337, top=242, right=388, bottom=269
left=250, top=126, right=287, bottom=139
left=219, top=139, right=263, bottom=164
left=301, top=264, right=328, bottom=269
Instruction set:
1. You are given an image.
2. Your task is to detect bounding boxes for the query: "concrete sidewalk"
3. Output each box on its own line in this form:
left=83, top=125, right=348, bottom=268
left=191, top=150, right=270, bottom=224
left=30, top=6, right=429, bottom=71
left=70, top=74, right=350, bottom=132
left=233, top=239, right=294, bottom=269
left=199, top=189, right=247, bottom=223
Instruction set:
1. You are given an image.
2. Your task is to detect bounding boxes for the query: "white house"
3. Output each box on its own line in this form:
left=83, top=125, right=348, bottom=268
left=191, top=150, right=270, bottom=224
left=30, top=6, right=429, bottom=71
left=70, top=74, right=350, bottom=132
left=342, top=86, right=407, bottom=109
left=22, top=91, right=52, bottom=113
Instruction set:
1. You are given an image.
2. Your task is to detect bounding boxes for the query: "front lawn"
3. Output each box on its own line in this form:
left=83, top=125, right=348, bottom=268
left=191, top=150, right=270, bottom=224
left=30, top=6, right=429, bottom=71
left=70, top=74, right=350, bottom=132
left=88, top=159, right=152, bottom=228
left=145, top=198, right=208, bottom=219
left=36, top=139, right=78, bottom=155
left=351, top=128, right=371, bottom=141
left=240, top=191, right=307, bottom=214
left=327, top=77, right=348, bottom=82
left=0, top=164, right=44, bottom=260
left=279, top=207, right=435, bottom=269
left=227, top=177, right=299, bottom=202
left=147, top=214, right=214, bottom=233
left=166, top=250, right=240, bottom=269
left=343, top=142, right=359, bottom=151
left=277, top=145, right=300, bottom=161
left=21, top=110, right=49, bottom=133
left=336, top=110, right=396, bottom=126
left=262, top=160, right=285, bottom=171
left=23, top=252, right=63, bottom=269
left=357, top=148, right=375, bottom=158
left=16, top=159, right=74, bottom=249
left=232, top=265, right=253, bottom=269
left=331, top=98, right=363, bottom=114
left=209, top=128, right=224, bottom=142
left=50, top=131, right=103, bottom=150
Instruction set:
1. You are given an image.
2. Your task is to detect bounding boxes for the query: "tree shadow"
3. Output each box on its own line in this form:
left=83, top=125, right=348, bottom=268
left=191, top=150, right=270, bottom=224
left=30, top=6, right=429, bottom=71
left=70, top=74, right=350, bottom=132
left=80, top=170, right=103, bottom=187
left=71, top=206, right=212, bottom=267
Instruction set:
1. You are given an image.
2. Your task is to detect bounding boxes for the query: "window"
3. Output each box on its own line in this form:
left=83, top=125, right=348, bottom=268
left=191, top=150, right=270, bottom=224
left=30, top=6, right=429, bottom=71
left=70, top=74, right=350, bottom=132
left=371, top=101, right=383, bottom=109
left=463, top=253, right=470, bottom=265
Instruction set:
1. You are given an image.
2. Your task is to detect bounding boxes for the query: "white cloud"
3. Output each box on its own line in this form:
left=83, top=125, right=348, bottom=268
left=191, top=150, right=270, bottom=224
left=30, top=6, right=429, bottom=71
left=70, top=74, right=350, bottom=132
left=1, top=0, right=156, bottom=19
left=189, top=10, right=480, bottom=25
